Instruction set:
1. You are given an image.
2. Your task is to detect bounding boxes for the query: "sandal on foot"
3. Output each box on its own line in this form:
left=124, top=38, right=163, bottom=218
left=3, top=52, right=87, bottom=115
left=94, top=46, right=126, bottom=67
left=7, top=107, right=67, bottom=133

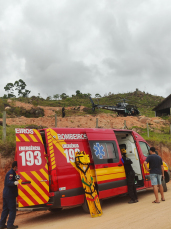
left=161, top=199, right=165, bottom=201
left=152, top=201, right=160, bottom=203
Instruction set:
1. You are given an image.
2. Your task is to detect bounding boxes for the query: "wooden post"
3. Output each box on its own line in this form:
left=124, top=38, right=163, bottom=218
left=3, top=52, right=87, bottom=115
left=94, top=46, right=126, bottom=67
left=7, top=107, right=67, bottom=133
left=55, top=113, right=57, bottom=127
left=124, top=120, right=127, bottom=129
left=147, top=123, right=149, bottom=138
left=3, top=111, right=6, bottom=141
left=124, top=120, right=126, bottom=129
left=96, top=118, right=98, bottom=128
left=170, top=124, right=171, bottom=135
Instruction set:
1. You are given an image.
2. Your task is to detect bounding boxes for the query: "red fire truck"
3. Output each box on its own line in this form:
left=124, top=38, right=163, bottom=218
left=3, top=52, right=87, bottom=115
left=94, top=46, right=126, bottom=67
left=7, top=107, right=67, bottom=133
left=15, top=128, right=170, bottom=212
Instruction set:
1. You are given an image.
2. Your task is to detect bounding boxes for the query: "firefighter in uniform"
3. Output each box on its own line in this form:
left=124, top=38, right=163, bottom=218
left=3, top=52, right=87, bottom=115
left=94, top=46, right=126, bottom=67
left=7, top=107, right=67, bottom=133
left=0, top=161, right=19, bottom=229
left=121, top=148, right=138, bottom=204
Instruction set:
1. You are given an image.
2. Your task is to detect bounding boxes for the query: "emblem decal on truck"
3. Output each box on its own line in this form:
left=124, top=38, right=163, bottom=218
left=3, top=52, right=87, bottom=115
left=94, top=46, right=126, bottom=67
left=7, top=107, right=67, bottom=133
left=93, top=143, right=105, bottom=159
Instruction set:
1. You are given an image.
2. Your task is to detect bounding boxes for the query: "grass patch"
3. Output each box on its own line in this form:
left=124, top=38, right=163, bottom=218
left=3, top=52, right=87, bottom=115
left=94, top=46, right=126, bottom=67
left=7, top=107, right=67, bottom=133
left=132, top=126, right=171, bottom=147
left=3, top=90, right=164, bottom=117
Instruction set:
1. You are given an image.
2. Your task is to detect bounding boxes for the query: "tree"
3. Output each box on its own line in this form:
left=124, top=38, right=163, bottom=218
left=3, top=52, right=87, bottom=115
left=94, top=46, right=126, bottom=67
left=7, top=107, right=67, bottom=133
left=14, top=79, right=31, bottom=97
left=95, top=93, right=101, bottom=98
left=76, top=90, right=81, bottom=96
left=2, top=94, right=8, bottom=99
left=46, top=96, right=52, bottom=101
left=60, top=93, right=69, bottom=100
left=4, top=83, right=15, bottom=98
left=53, top=94, right=59, bottom=100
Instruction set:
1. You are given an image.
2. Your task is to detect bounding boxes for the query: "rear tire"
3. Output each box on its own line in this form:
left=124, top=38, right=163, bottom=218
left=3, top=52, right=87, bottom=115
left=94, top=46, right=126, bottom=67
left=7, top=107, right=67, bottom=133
left=82, top=198, right=103, bottom=214
left=162, top=179, right=167, bottom=192
left=82, top=199, right=89, bottom=214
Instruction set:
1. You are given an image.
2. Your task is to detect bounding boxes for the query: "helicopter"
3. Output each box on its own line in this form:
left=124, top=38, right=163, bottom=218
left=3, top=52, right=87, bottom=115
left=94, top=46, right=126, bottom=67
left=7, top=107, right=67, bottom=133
left=89, top=97, right=140, bottom=116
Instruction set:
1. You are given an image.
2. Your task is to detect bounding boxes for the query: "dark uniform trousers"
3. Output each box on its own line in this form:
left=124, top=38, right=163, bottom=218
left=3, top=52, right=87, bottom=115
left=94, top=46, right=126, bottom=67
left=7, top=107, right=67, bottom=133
left=0, top=168, right=18, bottom=228
left=0, top=198, right=16, bottom=227
left=127, top=171, right=138, bottom=201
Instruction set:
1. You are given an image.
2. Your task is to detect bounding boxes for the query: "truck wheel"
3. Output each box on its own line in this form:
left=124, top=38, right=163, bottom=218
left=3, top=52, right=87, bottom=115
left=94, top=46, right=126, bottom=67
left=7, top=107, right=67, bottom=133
left=82, top=198, right=103, bottom=214
left=162, top=179, right=167, bottom=192
left=82, top=199, right=89, bottom=214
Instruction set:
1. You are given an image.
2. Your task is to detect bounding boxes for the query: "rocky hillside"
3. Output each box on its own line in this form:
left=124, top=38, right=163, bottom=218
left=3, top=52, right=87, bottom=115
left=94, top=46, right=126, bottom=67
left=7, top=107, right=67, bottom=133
left=3, top=100, right=169, bottom=129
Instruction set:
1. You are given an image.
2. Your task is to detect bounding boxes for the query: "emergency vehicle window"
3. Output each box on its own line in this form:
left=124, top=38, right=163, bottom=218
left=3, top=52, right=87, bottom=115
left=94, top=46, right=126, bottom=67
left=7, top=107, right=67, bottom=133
left=99, top=143, right=108, bottom=159
left=107, top=143, right=117, bottom=158
left=89, top=141, right=119, bottom=164
left=139, top=142, right=150, bottom=157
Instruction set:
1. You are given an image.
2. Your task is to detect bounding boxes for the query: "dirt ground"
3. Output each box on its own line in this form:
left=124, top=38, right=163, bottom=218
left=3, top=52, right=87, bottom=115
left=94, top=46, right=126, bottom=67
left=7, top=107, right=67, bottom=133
left=10, top=181, right=171, bottom=229
left=2, top=100, right=169, bottom=130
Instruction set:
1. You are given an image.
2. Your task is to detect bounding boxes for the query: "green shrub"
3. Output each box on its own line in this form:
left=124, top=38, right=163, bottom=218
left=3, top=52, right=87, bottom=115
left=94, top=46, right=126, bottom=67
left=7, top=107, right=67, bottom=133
left=0, top=141, right=16, bottom=157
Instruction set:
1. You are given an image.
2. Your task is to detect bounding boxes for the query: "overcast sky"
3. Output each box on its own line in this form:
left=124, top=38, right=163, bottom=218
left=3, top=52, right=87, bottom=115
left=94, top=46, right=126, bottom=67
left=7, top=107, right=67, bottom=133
left=0, top=0, right=171, bottom=99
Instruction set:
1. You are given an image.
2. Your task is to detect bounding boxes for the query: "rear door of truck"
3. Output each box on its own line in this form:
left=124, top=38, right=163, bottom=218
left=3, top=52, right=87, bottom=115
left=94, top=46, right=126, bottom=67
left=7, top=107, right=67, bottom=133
left=131, top=131, right=151, bottom=188
left=86, top=129, right=127, bottom=199
left=15, top=128, right=49, bottom=207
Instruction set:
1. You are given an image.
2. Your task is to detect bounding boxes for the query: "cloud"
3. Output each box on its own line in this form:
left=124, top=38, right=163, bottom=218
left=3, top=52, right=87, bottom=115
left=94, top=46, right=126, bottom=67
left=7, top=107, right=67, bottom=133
left=1, top=0, right=171, bottom=98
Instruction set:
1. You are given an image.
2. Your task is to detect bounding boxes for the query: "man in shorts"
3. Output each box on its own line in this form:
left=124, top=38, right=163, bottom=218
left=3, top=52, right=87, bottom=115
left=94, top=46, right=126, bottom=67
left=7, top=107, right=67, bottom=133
left=144, top=147, right=165, bottom=203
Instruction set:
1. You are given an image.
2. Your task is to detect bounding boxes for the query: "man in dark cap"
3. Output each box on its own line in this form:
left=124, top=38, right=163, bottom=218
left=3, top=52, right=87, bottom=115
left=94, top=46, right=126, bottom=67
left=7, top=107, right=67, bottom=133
left=121, top=148, right=138, bottom=204
left=0, top=161, right=19, bottom=229
left=144, top=146, right=165, bottom=203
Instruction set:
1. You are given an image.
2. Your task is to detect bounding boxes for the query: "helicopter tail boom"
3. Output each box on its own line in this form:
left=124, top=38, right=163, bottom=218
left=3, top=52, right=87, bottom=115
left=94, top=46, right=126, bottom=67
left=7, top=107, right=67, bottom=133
left=89, top=97, right=97, bottom=112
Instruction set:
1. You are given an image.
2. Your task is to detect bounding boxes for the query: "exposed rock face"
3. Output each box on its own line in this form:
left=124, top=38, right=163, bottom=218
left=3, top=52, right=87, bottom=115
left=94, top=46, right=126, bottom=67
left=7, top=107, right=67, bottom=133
left=29, top=107, right=44, bottom=117
left=155, top=144, right=171, bottom=169
left=153, top=120, right=166, bottom=123
left=5, top=106, right=11, bottom=110
left=6, top=106, right=44, bottom=118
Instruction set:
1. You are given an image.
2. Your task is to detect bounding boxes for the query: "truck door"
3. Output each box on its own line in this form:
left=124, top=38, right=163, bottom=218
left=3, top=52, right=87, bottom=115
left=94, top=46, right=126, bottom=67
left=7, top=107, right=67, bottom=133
left=131, top=132, right=151, bottom=188
left=86, top=129, right=127, bottom=199
left=138, top=141, right=151, bottom=188
left=15, top=128, right=49, bottom=207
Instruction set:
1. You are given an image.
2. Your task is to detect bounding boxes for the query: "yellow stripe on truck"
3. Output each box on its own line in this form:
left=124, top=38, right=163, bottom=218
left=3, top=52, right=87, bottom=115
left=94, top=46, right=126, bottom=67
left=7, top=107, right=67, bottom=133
left=49, top=129, right=80, bottom=172
left=52, top=165, right=56, bottom=169
left=34, top=129, right=43, bottom=143
left=18, top=189, right=34, bottom=207
left=40, top=168, right=49, bottom=181
left=20, top=181, right=45, bottom=205
left=29, top=134, right=38, bottom=142
left=20, top=172, right=49, bottom=202
left=163, top=162, right=168, bottom=171
left=46, top=129, right=57, bottom=169
left=95, top=166, right=126, bottom=182
left=31, top=171, right=49, bottom=191
left=18, top=202, right=23, bottom=207
left=20, top=134, right=30, bottom=142
left=16, top=136, right=20, bottom=142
